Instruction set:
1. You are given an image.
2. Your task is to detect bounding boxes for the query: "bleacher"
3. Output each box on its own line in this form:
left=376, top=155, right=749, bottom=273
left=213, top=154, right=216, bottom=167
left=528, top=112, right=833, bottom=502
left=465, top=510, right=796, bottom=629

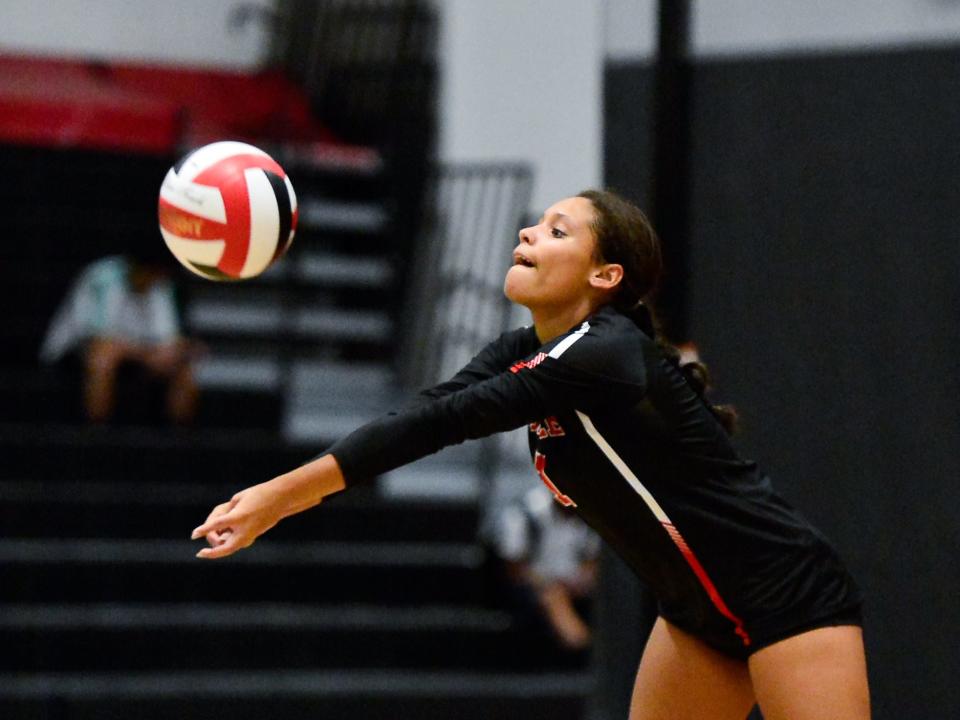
left=0, top=50, right=590, bottom=720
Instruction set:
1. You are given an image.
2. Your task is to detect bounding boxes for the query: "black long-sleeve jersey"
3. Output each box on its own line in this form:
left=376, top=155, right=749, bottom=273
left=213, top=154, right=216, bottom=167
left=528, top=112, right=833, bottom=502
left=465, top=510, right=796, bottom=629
left=328, top=304, right=861, bottom=658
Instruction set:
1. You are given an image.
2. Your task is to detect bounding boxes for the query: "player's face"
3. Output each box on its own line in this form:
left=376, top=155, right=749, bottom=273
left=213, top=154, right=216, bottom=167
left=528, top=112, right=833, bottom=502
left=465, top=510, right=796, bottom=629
left=504, top=196, right=603, bottom=310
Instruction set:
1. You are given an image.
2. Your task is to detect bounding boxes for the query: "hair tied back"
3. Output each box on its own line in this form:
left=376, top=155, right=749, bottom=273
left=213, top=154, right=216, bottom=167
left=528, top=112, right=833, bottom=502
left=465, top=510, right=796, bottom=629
left=625, top=300, right=655, bottom=337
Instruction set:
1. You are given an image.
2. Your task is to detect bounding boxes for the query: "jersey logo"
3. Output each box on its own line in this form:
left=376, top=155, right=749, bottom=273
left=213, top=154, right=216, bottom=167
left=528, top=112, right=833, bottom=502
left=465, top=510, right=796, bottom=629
left=529, top=416, right=566, bottom=439
left=534, top=451, right=577, bottom=507
left=510, top=352, right=547, bottom=374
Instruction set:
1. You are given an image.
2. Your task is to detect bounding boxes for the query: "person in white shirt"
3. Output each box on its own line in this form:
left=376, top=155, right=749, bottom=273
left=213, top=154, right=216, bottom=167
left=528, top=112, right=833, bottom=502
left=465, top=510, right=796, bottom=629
left=493, top=484, right=600, bottom=651
left=40, top=253, right=199, bottom=424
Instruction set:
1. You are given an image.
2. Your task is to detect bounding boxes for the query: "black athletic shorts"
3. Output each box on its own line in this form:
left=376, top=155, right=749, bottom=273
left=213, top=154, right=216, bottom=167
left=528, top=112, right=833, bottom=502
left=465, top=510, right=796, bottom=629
left=658, top=539, right=864, bottom=662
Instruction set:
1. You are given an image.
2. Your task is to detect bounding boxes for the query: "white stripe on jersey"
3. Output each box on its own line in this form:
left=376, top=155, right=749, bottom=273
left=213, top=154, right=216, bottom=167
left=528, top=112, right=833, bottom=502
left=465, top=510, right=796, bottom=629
left=576, top=412, right=751, bottom=644
left=575, top=410, right=671, bottom=523
left=548, top=321, right=590, bottom=359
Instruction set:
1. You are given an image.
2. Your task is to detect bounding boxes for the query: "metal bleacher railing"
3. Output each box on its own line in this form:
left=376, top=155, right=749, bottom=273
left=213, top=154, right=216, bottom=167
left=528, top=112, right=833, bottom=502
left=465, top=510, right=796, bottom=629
left=274, top=0, right=437, bottom=149
left=397, top=162, right=535, bottom=505
left=401, top=162, right=533, bottom=390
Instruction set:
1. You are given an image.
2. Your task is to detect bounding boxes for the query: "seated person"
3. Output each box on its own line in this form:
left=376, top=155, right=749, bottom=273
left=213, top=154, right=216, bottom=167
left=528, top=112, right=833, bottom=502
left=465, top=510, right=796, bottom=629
left=39, top=249, right=200, bottom=425
left=490, top=484, right=601, bottom=652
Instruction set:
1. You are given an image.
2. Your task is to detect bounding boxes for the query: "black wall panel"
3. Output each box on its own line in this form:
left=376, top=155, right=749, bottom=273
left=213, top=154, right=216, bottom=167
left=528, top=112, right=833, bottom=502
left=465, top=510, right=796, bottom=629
left=605, top=63, right=656, bottom=207
left=605, top=46, right=960, bottom=719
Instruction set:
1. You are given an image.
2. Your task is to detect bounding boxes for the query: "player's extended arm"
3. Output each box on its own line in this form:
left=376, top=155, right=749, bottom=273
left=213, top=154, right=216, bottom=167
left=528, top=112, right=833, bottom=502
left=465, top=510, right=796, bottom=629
left=190, top=363, right=551, bottom=560
left=408, top=326, right=537, bottom=402
left=192, top=332, right=644, bottom=559
left=189, top=364, right=546, bottom=560
left=190, top=454, right=346, bottom=559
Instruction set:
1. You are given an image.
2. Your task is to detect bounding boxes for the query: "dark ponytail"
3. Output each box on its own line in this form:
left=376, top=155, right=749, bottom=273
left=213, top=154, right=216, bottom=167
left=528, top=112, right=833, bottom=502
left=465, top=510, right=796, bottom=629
left=577, top=189, right=739, bottom=434
left=656, top=340, right=740, bottom=434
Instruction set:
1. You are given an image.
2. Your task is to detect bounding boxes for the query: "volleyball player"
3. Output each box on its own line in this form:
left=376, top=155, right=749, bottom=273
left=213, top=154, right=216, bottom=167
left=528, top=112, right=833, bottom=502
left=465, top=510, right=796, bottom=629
left=192, top=190, right=870, bottom=720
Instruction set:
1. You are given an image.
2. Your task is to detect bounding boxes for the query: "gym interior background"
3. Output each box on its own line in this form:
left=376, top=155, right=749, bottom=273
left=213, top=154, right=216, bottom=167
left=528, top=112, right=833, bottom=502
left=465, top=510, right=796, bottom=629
left=0, top=1, right=957, bottom=719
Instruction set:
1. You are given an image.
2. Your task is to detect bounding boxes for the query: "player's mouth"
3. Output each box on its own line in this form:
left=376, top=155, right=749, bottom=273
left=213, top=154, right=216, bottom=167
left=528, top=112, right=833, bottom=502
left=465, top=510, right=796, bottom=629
left=513, top=251, right=535, bottom=268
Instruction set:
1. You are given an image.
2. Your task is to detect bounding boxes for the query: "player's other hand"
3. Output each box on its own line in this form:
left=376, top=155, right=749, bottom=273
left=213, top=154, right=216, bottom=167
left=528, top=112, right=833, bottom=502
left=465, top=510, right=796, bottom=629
left=190, top=454, right=345, bottom=560
left=191, top=483, right=284, bottom=559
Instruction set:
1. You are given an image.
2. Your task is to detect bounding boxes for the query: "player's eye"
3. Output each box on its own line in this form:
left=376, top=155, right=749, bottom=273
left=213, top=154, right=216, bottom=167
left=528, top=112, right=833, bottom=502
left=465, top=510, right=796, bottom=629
left=550, top=227, right=566, bottom=238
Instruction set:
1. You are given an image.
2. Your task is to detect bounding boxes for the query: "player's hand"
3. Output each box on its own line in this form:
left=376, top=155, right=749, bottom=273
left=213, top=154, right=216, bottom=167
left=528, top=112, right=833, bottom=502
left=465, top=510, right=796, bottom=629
left=190, top=454, right=346, bottom=560
left=191, top=483, right=285, bottom=559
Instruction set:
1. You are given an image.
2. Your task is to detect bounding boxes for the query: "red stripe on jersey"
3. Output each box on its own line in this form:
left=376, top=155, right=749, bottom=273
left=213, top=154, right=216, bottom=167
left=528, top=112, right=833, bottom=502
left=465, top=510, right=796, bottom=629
left=193, top=154, right=284, bottom=276
left=661, top=521, right=751, bottom=646
left=534, top=452, right=577, bottom=507
left=575, top=409, right=751, bottom=647
left=510, top=352, right=547, bottom=373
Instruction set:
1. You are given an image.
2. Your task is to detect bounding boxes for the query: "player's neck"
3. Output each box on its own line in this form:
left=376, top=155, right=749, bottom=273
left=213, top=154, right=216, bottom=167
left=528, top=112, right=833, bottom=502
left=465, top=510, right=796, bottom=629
left=530, top=298, right=597, bottom=344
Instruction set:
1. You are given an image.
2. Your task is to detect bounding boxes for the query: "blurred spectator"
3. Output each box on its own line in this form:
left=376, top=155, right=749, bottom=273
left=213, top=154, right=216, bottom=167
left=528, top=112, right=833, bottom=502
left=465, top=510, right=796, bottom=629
left=39, top=250, right=200, bottom=425
left=490, top=484, right=601, bottom=652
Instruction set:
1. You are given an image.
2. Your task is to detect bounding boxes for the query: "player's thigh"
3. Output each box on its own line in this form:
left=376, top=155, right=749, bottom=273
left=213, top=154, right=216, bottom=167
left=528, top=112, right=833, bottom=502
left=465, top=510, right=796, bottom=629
left=629, top=617, right=755, bottom=720
left=748, top=624, right=870, bottom=720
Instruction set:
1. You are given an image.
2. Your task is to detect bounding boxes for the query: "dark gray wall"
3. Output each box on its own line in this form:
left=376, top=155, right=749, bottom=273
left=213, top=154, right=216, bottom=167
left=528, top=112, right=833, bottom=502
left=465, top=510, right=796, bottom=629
left=605, top=46, right=960, bottom=720
left=605, top=63, right=656, bottom=210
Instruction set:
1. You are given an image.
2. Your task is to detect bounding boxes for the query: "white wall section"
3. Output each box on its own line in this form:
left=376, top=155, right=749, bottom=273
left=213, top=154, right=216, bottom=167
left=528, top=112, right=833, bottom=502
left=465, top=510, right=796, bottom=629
left=604, top=0, right=658, bottom=62
left=694, top=0, right=960, bottom=58
left=0, top=0, right=273, bottom=69
left=438, top=0, right=603, bottom=214
left=604, top=0, right=960, bottom=60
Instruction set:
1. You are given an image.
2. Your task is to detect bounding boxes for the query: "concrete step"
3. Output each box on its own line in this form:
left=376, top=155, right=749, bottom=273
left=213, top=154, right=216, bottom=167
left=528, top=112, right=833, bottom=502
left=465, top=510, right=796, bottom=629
left=294, top=251, right=395, bottom=287
left=0, top=603, right=569, bottom=673
left=187, top=301, right=392, bottom=343
left=0, top=422, right=311, bottom=484
left=195, top=355, right=284, bottom=391
left=0, top=538, right=485, bottom=604
left=221, top=250, right=395, bottom=290
left=0, top=479, right=480, bottom=543
left=0, top=669, right=591, bottom=720
left=298, top=197, right=390, bottom=234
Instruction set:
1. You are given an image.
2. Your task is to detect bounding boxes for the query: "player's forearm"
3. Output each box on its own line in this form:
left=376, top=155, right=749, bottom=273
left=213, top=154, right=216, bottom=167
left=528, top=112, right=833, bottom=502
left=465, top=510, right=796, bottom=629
left=330, top=376, right=546, bottom=485
left=271, top=453, right=346, bottom=518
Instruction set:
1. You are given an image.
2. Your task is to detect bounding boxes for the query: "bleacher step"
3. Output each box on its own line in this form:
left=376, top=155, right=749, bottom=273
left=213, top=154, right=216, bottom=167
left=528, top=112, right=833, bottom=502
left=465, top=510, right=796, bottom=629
left=187, top=301, right=392, bottom=343
left=0, top=479, right=480, bottom=543
left=0, top=422, right=315, bottom=484
left=0, top=670, right=590, bottom=720
left=298, top=197, right=390, bottom=233
left=1, top=603, right=564, bottom=672
left=0, top=539, right=484, bottom=604
left=293, top=251, right=394, bottom=286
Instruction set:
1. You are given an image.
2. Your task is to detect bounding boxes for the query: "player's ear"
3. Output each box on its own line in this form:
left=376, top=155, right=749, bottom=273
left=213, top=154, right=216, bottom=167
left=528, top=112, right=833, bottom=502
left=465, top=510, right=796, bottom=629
left=589, top=262, right=624, bottom=291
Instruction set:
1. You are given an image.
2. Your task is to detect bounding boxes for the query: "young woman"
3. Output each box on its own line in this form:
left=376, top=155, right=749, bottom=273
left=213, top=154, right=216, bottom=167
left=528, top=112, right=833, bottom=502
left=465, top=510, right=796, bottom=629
left=192, top=190, right=870, bottom=720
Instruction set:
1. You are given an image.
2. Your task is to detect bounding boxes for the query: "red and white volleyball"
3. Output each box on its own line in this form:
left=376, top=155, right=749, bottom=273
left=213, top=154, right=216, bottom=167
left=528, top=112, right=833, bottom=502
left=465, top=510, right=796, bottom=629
left=158, top=141, right=298, bottom=280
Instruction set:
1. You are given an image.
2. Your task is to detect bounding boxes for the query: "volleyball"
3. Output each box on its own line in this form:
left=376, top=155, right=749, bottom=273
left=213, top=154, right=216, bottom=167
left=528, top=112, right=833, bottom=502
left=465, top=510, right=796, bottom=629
left=158, top=141, right=298, bottom=280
